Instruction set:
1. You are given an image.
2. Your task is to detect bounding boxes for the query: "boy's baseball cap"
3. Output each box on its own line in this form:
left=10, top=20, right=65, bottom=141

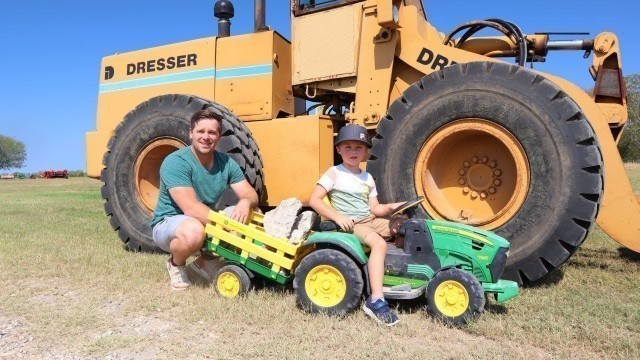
left=335, top=125, right=372, bottom=148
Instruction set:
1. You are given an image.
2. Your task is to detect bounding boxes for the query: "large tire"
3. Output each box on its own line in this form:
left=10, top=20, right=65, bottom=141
left=101, top=94, right=264, bottom=252
left=294, top=249, right=364, bottom=316
left=368, top=62, right=603, bottom=285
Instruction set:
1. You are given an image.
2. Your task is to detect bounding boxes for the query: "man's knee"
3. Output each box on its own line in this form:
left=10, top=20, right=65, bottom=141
left=176, top=218, right=205, bottom=245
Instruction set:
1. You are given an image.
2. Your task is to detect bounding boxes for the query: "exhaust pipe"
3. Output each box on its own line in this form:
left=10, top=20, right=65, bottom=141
left=214, top=0, right=234, bottom=37
left=255, top=0, right=268, bottom=32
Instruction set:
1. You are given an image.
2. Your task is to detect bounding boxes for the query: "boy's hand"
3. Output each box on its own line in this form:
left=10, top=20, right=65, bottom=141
left=334, top=214, right=355, bottom=232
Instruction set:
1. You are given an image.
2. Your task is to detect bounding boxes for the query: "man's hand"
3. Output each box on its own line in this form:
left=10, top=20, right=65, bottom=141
left=231, top=198, right=252, bottom=224
left=333, top=214, right=355, bottom=232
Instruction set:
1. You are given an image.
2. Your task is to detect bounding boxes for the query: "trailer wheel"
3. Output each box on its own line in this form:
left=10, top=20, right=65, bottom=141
left=426, top=268, right=485, bottom=325
left=213, top=264, right=252, bottom=298
left=294, top=249, right=364, bottom=316
left=369, top=62, right=603, bottom=285
left=101, top=94, right=264, bottom=252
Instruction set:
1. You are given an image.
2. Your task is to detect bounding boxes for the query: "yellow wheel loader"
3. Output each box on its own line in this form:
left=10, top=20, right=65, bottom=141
left=86, top=0, right=637, bottom=285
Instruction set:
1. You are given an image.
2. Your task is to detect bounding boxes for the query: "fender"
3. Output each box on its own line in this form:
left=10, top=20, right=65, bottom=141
left=305, top=232, right=369, bottom=265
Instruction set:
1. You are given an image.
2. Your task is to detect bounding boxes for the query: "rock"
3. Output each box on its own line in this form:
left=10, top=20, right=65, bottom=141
left=263, top=198, right=303, bottom=239
left=289, top=211, right=317, bottom=244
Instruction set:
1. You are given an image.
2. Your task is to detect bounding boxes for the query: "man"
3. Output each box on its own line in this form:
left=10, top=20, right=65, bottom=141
left=151, top=108, right=259, bottom=290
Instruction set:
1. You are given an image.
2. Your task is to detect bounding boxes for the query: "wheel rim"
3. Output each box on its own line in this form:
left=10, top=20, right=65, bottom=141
left=304, top=265, right=347, bottom=308
left=415, top=119, right=530, bottom=229
left=134, top=138, right=185, bottom=213
left=434, top=280, right=470, bottom=317
left=217, top=271, right=241, bottom=298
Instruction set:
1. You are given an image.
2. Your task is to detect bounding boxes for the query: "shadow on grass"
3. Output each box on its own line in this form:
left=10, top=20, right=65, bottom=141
left=526, top=268, right=564, bottom=288
left=618, top=247, right=640, bottom=261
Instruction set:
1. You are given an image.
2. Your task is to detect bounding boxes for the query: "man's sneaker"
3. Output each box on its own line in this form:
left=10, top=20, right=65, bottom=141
left=363, top=297, right=400, bottom=326
left=188, top=254, right=221, bottom=281
left=166, top=257, right=191, bottom=291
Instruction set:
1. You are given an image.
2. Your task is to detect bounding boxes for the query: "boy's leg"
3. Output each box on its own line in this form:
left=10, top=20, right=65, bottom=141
left=362, top=232, right=387, bottom=299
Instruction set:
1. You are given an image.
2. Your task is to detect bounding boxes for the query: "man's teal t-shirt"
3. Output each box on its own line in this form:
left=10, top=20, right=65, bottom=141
left=151, top=146, right=245, bottom=227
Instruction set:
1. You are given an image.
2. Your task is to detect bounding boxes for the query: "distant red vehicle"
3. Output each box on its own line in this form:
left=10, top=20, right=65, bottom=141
left=42, top=170, right=69, bottom=179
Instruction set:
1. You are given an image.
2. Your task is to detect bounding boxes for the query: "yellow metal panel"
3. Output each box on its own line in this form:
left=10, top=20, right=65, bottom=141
left=215, top=31, right=295, bottom=120
left=246, top=115, right=335, bottom=205
left=292, top=4, right=363, bottom=84
left=87, top=38, right=217, bottom=178
left=351, top=4, right=397, bottom=128
left=85, top=130, right=113, bottom=178
left=272, top=33, right=296, bottom=117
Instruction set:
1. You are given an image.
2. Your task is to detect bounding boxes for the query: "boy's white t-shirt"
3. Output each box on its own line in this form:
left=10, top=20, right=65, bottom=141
left=317, top=164, right=378, bottom=219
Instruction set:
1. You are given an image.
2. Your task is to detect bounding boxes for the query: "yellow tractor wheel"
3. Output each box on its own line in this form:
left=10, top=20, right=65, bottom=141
left=369, top=62, right=603, bottom=285
left=213, top=264, right=252, bottom=298
left=100, top=94, right=264, bottom=252
left=426, top=268, right=485, bottom=325
left=294, top=249, right=364, bottom=316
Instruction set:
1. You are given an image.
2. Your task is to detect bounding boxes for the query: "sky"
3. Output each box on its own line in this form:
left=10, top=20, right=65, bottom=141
left=0, top=0, right=638, bottom=174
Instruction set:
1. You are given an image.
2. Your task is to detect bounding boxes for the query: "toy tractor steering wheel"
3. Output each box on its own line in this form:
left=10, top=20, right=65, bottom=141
left=390, top=196, right=426, bottom=218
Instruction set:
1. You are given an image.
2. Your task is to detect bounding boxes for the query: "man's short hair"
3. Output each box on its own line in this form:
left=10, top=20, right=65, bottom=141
left=190, top=108, right=223, bottom=132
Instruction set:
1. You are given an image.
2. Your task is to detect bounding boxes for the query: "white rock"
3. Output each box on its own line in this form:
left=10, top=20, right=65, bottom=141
left=263, top=198, right=303, bottom=238
left=289, top=211, right=317, bottom=244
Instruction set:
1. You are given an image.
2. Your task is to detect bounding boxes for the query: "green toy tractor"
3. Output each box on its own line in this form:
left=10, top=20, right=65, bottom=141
left=204, top=198, right=518, bottom=325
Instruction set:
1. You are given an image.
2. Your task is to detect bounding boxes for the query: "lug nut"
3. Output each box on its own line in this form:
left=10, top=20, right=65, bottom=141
left=480, top=192, right=487, bottom=199
left=472, top=156, right=479, bottom=163
left=463, top=187, right=470, bottom=194
left=464, top=161, right=471, bottom=167
left=494, top=169, right=502, bottom=176
left=458, top=178, right=466, bottom=185
left=489, top=161, right=497, bottom=168
left=459, top=169, right=466, bottom=176
left=471, top=191, right=478, bottom=199
left=489, top=187, right=497, bottom=194
left=481, top=156, right=488, bottom=163
left=494, top=179, right=502, bottom=186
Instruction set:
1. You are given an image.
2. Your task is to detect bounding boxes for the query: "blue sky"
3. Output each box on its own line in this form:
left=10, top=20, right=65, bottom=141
left=0, top=0, right=638, bottom=174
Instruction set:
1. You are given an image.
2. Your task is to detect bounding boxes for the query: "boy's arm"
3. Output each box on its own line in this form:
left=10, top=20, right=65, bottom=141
left=309, top=185, right=355, bottom=232
left=369, top=196, right=405, bottom=217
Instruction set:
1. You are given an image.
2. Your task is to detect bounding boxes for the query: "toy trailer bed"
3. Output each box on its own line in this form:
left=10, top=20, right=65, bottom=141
left=204, top=210, right=313, bottom=285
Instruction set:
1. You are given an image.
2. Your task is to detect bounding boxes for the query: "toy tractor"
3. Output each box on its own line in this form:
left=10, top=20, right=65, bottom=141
left=205, top=198, right=518, bottom=325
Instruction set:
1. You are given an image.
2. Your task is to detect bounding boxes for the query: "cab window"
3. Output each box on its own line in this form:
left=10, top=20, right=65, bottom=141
left=293, top=0, right=362, bottom=16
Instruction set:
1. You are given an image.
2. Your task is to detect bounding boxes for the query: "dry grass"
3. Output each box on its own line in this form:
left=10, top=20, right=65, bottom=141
left=1, top=172, right=639, bottom=359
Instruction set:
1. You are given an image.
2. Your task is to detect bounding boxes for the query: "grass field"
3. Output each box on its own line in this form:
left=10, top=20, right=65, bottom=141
left=1, top=167, right=639, bottom=359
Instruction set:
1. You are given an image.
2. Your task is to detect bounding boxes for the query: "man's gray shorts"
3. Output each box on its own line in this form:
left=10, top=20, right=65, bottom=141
left=152, top=215, right=192, bottom=253
left=152, top=207, right=235, bottom=252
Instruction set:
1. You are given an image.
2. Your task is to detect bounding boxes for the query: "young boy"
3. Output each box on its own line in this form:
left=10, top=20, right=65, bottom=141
left=309, top=124, right=404, bottom=326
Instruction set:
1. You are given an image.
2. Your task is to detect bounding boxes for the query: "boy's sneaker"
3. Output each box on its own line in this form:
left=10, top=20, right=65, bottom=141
left=363, top=297, right=400, bottom=326
left=166, top=257, right=191, bottom=291
left=188, top=254, right=221, bottom=281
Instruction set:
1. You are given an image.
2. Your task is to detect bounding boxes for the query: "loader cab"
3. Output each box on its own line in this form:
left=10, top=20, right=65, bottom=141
left=290, top=0, right=365, bottom=88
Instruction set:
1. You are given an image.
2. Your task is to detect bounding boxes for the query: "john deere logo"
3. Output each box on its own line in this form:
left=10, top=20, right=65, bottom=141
left=104, top=66, right=114, bottom=80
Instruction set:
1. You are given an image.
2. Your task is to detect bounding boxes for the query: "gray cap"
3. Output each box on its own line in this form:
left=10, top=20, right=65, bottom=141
left=335, top=125, right=372, bottom=147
